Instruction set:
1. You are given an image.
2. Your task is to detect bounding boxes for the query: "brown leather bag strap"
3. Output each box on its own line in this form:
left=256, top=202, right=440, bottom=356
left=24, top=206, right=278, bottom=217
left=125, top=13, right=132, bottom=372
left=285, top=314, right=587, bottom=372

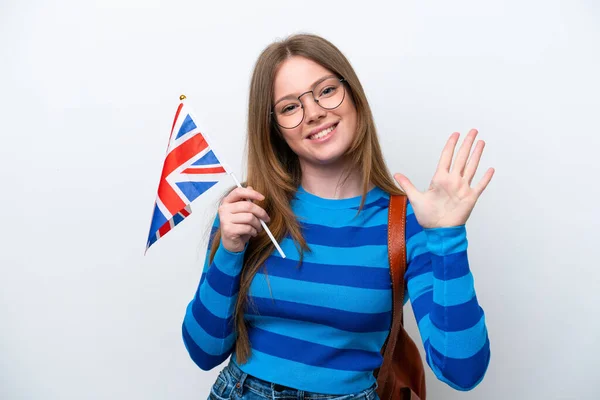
left=377, top=194, right=408, bottom=380
left=388, top=194, right=408, bottom=308
left=376, top=194, right=426, bottom=400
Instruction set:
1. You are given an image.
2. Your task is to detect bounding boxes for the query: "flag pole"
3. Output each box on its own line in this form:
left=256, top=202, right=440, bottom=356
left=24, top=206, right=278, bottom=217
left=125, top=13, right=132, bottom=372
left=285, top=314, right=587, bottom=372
left=183, top=95, right=287, bottom=259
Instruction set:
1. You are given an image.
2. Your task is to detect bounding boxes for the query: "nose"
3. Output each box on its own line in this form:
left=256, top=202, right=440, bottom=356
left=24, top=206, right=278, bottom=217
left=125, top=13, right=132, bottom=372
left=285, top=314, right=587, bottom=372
left=301, top=93, right=327, bottom=125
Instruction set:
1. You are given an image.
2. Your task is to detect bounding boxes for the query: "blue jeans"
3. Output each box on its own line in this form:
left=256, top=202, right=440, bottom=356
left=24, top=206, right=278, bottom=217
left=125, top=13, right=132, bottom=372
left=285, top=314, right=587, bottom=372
left=209, top=359, right=380, bottom=400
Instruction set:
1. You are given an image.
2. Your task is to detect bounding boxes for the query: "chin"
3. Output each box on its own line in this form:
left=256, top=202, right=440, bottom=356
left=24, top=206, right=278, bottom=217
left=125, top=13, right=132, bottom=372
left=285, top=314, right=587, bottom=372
left=311, top=152, right=349, bottom=167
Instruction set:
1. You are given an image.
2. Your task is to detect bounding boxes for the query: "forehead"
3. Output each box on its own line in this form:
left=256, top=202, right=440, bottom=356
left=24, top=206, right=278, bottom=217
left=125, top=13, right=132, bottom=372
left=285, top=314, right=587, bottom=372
left=273, top=56, right=334, bottom=99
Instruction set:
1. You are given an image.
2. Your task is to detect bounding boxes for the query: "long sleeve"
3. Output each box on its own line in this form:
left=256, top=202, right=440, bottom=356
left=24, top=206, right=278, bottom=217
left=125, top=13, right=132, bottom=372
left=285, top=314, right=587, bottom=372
left=404, top=202, right=490, bottom=390
left=181, top=218, right=246, bottom=370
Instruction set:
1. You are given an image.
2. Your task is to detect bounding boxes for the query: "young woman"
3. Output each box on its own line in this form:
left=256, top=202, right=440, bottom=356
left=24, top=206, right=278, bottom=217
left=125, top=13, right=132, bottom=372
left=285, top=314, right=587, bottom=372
left=182, top=33, right=493, bottom=400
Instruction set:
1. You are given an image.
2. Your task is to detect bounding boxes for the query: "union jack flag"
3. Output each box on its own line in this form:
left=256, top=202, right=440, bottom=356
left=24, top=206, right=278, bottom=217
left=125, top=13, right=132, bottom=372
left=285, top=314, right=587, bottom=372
left=146, top=101, right=228, bottom=252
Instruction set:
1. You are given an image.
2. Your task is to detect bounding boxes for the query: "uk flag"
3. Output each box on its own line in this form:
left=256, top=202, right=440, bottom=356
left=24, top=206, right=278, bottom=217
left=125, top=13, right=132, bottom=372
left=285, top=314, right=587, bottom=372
left=146, top=101, right=228, bottom=252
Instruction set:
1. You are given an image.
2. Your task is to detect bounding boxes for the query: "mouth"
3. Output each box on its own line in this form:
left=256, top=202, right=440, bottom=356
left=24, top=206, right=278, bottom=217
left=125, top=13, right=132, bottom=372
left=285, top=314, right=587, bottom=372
left=307, top=122, right=339, bottom=141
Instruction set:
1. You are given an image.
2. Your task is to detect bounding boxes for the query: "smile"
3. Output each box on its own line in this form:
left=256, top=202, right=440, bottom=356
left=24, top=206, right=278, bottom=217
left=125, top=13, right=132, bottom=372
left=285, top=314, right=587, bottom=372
left=308, top=123, right=338, bottom=141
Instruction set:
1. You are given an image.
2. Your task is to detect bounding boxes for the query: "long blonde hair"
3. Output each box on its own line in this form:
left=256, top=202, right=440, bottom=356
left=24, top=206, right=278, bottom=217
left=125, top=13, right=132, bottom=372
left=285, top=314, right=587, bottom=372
left=208, top=33, right=404, bottom=364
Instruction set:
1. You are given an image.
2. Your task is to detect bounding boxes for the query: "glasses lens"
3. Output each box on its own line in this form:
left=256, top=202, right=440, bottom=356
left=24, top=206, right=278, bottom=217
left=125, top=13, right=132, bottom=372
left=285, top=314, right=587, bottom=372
left=315, top=78, right=345, bottom=110
left=274, top=99, right=303, bottom=129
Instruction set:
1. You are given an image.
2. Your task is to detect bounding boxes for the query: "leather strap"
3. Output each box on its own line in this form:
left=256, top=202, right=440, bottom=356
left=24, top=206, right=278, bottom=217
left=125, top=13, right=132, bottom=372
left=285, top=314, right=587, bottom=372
left=376, top=194, right=426, bottom=400
left=377, top=194, right=408, bottom=391
left=388, top=194, right=407, bottom=308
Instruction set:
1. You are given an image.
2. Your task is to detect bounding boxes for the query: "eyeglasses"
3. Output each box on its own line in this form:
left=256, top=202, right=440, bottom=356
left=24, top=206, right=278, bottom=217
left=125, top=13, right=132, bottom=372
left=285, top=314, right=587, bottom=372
left=271, top=76, right=346, bottom=129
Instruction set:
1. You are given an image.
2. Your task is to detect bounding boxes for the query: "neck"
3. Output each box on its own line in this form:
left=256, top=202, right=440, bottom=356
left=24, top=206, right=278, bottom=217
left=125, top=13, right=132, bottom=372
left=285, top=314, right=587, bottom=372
left=299, top=157, right=373, bottom=199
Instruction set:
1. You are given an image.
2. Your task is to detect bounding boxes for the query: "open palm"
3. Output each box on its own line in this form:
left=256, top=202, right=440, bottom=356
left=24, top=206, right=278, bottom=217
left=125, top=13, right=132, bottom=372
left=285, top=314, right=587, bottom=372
left=394, top=129, right=495, bottom=229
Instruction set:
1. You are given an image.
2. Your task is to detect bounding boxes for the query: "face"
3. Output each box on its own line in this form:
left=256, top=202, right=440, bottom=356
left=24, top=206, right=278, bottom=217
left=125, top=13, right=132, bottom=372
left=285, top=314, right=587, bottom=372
left=272, top=56, right=358, bottom=168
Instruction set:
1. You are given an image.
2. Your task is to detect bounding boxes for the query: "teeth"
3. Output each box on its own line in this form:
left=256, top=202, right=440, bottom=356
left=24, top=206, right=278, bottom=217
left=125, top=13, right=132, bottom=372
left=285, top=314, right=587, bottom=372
left=309, top=125, right=336, bottom=140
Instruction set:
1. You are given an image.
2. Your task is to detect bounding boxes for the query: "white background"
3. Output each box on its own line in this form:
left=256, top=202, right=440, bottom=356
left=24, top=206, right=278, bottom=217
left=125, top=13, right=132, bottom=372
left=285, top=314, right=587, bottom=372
left=1, top=1, right=599, bottom=399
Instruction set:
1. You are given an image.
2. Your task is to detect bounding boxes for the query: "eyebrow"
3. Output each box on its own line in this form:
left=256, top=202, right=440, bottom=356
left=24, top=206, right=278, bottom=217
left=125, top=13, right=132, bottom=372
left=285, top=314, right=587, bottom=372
left=273, top=74, right=337, bottom=106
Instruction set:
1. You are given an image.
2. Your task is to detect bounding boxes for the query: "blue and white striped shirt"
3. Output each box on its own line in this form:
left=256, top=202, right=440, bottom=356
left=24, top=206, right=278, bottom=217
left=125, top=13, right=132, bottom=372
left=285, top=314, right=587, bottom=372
left=182, top=186, right=490, bottom=394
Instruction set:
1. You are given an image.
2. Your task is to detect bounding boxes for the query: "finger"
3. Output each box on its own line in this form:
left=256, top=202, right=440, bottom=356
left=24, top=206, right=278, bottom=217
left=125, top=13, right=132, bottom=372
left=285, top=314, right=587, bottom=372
left=451, top=129, right=478, bottom=176
left=394, top=173, right=420, bottom=200
left=223, top=201, right=270, bottom=222
left=222, top=187, right=265, bottom=204
left=230, top=224, right=258, bottom=238
left=230, top=213, right=263, bottom=233
left=463, top=140, right=485, bottom=185
left=473, top=167, right=495, bottom=197
left=436, top=132, right=460, bottom=173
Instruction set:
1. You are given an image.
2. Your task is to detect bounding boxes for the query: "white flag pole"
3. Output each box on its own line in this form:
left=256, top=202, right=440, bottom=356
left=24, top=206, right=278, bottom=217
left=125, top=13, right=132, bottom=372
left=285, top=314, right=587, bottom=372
left=184, top=97, right=286, bottom=259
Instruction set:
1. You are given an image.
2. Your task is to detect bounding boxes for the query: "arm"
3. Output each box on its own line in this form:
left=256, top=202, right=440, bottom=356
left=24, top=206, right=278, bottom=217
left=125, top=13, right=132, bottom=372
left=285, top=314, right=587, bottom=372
left=405, top=202, right=490, bottom=391
left=181, top=186, right=268, bottom=370
left=181, top=216, right=246, bottom=370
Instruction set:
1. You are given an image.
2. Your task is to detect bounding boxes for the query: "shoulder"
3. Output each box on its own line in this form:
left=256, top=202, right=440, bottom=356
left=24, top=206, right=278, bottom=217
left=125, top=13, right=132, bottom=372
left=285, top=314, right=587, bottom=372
left=386, top=193, right=414, bottom=217
left=386, top=194, right=425, bottom=242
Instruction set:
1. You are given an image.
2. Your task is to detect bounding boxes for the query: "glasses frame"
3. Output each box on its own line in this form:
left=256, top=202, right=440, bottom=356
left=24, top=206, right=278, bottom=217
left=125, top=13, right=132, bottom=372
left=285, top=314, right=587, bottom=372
left=270, top=77, right=347, bottom=129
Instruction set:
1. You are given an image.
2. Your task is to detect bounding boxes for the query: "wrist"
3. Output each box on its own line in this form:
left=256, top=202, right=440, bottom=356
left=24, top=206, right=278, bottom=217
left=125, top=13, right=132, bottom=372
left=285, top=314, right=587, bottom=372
left=424, top=225, right=467, bottom=256
left=220, top=237, right=249, bottom=254
left=210, top=240, right=247, bottom=276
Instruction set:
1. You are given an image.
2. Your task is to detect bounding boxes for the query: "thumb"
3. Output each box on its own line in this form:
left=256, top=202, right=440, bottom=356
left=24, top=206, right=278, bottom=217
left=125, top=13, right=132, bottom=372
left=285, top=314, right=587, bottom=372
left=394, top=173, right=418, bottom=198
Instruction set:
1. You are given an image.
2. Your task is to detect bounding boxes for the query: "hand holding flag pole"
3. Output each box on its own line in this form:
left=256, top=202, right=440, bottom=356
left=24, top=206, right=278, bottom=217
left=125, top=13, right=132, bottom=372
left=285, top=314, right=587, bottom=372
left=145, top=95, right=286, bottom=259
left=227, top=171, right=286, bottom=258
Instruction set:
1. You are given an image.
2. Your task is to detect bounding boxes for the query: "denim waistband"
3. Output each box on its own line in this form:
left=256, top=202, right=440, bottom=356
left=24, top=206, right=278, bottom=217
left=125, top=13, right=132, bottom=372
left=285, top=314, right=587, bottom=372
left=225, top=359, right=378, bottom=400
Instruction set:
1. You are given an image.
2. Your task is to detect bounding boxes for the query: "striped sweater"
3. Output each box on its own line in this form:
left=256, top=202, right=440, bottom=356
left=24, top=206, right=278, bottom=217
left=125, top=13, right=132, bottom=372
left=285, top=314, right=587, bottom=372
left=182, top=186, right=490, bottom=394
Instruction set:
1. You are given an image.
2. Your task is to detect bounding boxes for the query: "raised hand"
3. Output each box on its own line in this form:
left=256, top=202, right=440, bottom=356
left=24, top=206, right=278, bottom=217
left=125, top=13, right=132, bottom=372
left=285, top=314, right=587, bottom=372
left=394, top=129, right=495, bottom=229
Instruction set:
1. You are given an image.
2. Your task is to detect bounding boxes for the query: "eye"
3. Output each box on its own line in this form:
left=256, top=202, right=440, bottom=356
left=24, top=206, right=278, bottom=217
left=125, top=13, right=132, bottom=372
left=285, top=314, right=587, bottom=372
left=280, top=103, right=299, bottom=114
left=320, top=86, right=337, bottom=96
